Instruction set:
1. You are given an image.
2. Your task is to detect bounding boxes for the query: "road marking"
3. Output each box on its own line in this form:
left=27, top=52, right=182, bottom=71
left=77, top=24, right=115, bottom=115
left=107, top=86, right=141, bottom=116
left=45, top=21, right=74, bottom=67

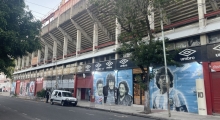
left=22, top=113, right=27, bottom=116
left=35, top=118, right=41, bottom=120
left=69, top=110, right=75, bottom=112
left=114, top=115, right=127, bottom=118
left=86, top=113, right=94, bottom=116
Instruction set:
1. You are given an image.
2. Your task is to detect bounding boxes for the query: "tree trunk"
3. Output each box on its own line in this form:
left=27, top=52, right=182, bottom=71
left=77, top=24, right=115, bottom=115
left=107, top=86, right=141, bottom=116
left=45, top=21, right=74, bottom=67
left=144, top=66, right=151, bottom=114
left=140, top=88, right=142, bottom=105
left=144, top=89, right=151, bottom=114
left=139, top=65, right=151, bottom=113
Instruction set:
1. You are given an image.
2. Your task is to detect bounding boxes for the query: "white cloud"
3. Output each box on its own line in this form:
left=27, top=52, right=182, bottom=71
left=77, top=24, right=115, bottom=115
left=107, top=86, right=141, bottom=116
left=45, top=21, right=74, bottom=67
left=180, top=63, right=191, bottom=72
left=191, top=67, right=202, bottom=78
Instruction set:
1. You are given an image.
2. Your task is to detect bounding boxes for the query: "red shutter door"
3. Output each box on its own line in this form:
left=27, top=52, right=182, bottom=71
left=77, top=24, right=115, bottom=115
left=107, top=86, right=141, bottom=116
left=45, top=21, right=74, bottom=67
left=15, top=81, right=20, bottom=95
left=211, top=72, right=220, bottom=114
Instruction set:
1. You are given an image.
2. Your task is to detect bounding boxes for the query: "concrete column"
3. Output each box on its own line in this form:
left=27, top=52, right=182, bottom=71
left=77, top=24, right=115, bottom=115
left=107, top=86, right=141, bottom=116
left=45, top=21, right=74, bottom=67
left=26, top=55, right=30, bottom=67
left=15, top=59, right=18, bottom=71
left=197, top=0, right=206, bottom=28
left=115, top=18, right=121, bottom=59
left=44, top=45, right=48, bottom=64
left=53, top=41, right=57, bottom=61
left=76, top=30, right=81, bottom=57
left=37, top=50, right=41, bottom=66
left=31, top=52, right=35, bottom=67
left=63, top=36, right=68, bottom=59
left=200, top=34, right=207, bottom=45
left=148, top=6, right=154, bottom=30
left=93, top=22, right=98, bottom=53
left=17, top=57, right=21, bottom=70
left=21, top=56, right=25, bottom=69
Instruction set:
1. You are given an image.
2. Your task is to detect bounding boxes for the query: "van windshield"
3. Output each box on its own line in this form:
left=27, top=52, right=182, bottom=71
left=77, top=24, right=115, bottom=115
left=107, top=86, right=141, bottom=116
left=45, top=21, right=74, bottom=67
left=62, top=92, right=72, bottom=97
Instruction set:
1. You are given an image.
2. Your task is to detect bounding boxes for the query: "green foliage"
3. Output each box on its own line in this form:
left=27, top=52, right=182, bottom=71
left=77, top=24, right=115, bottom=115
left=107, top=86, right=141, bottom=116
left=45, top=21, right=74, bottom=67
left=89, top=0, right=181, bottom=75
left=0, top=0, right=42, bottom=78
left=89, top=0, right=182, bottom=112
left=36, top=89, right=46, bottom=98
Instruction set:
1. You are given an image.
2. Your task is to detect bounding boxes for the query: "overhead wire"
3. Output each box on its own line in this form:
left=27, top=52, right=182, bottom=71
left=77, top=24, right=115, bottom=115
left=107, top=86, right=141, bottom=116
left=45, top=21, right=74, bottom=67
left=24, top=0, right=59, bottom=20
left=25, top=0, right=54, bottom=10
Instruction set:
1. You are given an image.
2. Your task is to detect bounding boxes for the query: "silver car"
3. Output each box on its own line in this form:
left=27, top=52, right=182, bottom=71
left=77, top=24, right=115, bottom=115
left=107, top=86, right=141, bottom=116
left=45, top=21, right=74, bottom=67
left=50, top=90, right=77, bottom=106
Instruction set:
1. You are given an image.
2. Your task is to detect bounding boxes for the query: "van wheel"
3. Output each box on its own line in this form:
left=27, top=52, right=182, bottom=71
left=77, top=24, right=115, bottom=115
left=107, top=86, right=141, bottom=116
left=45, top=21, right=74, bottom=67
left=50, top=100, right=54, bottom=105
left=61, top=101, right=65, bottom=106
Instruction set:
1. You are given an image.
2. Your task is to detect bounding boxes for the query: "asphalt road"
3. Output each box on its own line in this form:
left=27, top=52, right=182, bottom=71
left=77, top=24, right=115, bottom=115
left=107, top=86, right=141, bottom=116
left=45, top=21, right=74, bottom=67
left=0, top=95, right=154, bottom=120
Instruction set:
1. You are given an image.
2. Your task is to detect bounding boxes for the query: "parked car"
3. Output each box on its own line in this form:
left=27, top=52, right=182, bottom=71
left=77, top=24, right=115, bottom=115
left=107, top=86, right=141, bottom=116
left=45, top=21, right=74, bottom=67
left=50, top=90, right=77, bottom=106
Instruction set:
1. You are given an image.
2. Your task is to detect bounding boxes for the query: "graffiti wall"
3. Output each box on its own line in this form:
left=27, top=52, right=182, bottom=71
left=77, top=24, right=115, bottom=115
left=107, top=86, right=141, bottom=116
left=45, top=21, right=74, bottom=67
left=150, top=62, right=204, bottom=113
left=93, top=69, right=133, bottom=106
left=19, top=81, right=26, bottom=96
left=19, top=80, right=35, bottom=96
left=10, top=82, right=16, bottom=95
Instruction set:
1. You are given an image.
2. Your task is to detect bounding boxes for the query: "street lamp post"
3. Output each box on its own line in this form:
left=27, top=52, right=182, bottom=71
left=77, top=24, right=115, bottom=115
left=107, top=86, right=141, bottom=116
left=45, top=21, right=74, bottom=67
left=160, top=9, right=171, bottom=117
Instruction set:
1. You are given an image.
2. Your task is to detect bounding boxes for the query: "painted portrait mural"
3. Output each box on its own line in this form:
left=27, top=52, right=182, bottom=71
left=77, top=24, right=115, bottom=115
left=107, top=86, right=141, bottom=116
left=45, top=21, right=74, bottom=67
left=19, top=81, right=26, bottom=96
left=93, top=69, right=133, bottom=106
left=117, top=69, right=133, bottom=106
left=29, top=81, right=35, bottom=96
left=93, top=71, right=115, bottom=105
left=150, top=62, right=204, bottom=113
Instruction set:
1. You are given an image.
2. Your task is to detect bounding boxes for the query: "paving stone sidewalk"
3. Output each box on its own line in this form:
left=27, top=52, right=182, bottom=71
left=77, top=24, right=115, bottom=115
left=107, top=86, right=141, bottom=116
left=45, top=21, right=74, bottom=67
left=1, top=92, right=219, bottom=120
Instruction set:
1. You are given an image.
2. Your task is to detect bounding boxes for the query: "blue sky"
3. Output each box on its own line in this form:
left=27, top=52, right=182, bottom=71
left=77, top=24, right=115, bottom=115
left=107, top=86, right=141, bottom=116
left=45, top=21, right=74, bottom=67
left=25, top=0, right=62, bottom=20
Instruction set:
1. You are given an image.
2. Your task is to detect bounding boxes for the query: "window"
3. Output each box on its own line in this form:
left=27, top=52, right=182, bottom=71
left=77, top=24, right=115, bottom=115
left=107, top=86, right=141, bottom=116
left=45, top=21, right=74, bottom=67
left=95, top=57, right=99, bottom=62
left=53, top=91, right=58, bottom=96
left=208, top=32, right=220, bottom=43
left=62, top=92, right=72, bottom=97
left=167, top=36, right=200, bottom=50
left=85, top=59, right=92, bottom=64
left=99, top=56, right=104, bottom=62
left=58, top=92, right=61, bottom=97
left=188, top=37, right=200, bottom=46
left=110, top=54, right=115, bottom=60
left=175, top=41, right=188, bottom=49
left=167, top=43, right=175, bottom=50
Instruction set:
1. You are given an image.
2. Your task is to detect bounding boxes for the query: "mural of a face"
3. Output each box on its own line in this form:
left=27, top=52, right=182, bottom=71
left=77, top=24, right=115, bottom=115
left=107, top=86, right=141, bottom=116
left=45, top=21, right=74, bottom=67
left=119, top=84, right=126, bottom=97
left=158, top=75, right=170, bottom=91
left=109, top=81, right=114, bottom=90
left=97, top=83, right=103, bottom=96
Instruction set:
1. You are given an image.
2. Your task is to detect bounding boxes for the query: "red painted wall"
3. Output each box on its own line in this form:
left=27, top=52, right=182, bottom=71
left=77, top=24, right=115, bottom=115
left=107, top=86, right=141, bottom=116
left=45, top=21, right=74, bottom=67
left=35, top=78, right=43, bottom=95
left=15, top=80, right=20, bottom=95
left=76, top=75, right=93, bottom=88
left=202, top=62, right=212, bottom=115
left=210, top=72, right=220, bottom=113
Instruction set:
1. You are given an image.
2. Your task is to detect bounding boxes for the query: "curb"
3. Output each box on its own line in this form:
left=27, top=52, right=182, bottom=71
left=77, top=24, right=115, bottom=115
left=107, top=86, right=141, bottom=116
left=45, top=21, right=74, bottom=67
left=10, top=96, right=177, bottom=120
left=76, top=105, right=176, bottom=120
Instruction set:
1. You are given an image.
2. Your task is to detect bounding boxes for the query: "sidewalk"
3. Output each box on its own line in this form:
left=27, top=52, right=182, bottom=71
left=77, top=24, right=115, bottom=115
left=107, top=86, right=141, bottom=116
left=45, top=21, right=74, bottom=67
left=1, top=93, right=220, bottom=120
left=77, top=101, right=220, bottom=120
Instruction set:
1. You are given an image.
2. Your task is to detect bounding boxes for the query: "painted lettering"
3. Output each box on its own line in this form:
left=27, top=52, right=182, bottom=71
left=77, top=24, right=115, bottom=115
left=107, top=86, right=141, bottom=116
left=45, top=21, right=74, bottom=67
left=180, top=56, right=195, bottom=61
left=215, top=53, right=220, bottom=57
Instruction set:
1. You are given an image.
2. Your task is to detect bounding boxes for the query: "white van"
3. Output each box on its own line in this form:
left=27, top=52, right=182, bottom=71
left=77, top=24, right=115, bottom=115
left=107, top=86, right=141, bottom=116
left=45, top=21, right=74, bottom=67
left=50, top=90, right=77, bottom=106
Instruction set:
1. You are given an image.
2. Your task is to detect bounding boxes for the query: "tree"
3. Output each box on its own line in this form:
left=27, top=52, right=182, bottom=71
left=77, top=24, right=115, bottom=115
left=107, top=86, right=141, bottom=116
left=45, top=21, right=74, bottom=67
left=89, top=0, right=181, bottom=113
left=0, top=0, right=42, bottom=78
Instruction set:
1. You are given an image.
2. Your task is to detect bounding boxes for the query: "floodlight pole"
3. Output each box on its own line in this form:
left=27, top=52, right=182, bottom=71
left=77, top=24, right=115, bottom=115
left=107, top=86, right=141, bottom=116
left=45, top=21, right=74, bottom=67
left=160, top=9, right=171, bottom=117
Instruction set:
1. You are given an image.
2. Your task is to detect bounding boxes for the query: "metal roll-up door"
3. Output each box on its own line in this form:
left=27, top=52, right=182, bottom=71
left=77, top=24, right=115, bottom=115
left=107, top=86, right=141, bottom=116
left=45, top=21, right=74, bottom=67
left=211, top=72, right=220, bottom=114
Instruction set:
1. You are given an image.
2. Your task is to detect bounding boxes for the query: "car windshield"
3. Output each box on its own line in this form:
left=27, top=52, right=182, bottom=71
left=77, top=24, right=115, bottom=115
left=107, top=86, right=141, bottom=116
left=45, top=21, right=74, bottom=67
left=62, top=92, right=72, bottom=97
